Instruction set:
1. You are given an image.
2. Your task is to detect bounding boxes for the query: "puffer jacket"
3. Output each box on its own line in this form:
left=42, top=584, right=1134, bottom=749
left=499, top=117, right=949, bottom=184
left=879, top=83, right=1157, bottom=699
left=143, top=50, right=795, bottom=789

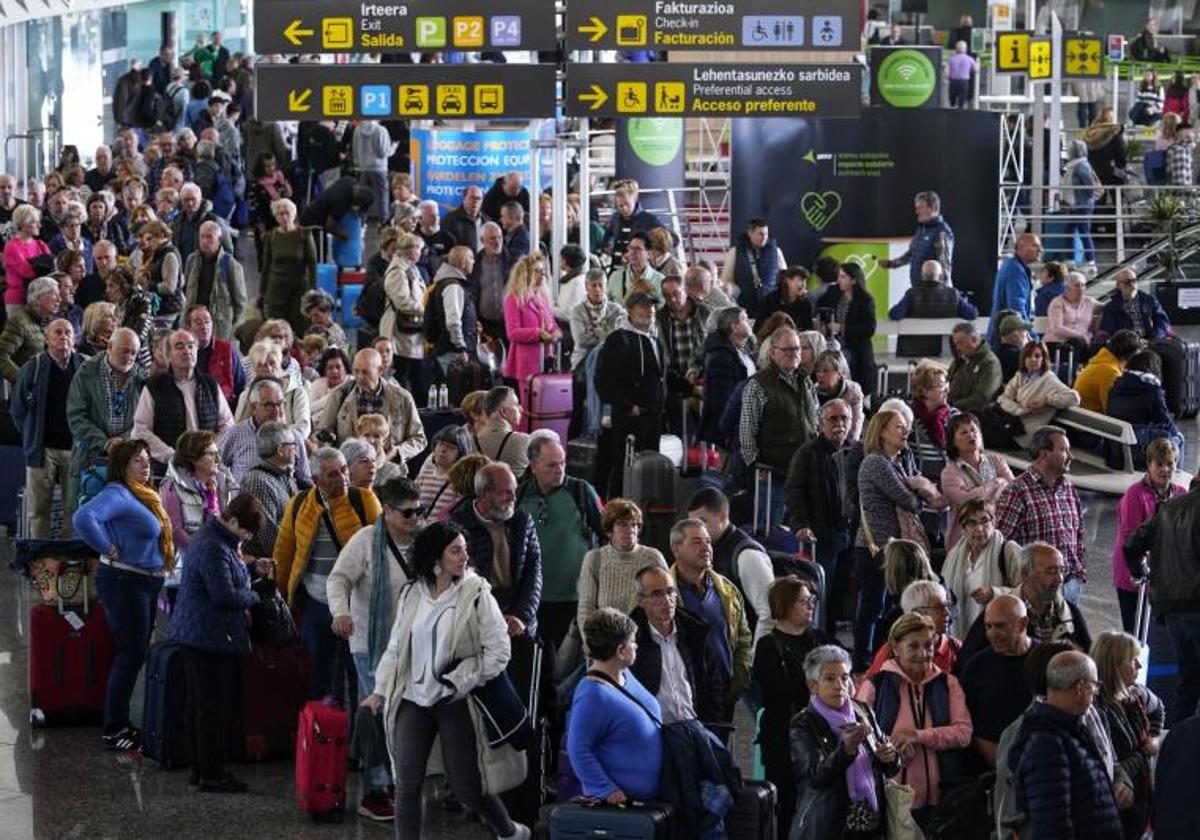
left=699, top=330, right=755, bottom=445
left=788, top=700, right=900, bottom=840
left=1125, top=490, right=1200, bottom=616
left=159, top=462, right=240, bottom=552
left=1008, top=701, right=1123, bottom=840
left=167, top=517, right=259, bottom=655
left=1106, top=370, right=1177, bottom=431
left=449, top=497, right=543, bottom=634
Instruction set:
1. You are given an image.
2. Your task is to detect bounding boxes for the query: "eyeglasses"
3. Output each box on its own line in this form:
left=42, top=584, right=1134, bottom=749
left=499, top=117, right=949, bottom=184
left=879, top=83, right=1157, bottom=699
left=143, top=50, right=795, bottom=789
left=393, top=506, right=425, bottom=518
left=917, top=603, right=951, bottom=614
left=775, top=345, right=802, bottom=355
left=203, top=449, right=220, bottom=458
left=795, top=596, right=819, bottom=608
left=1075, top=678, right=1101, bottom=691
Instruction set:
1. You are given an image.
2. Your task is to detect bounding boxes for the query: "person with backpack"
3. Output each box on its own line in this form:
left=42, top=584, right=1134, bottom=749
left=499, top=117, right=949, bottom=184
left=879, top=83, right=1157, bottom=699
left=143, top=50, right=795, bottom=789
left=273, top=447, right=381, bottom=698
left=426, top=244, right=479, bottom=378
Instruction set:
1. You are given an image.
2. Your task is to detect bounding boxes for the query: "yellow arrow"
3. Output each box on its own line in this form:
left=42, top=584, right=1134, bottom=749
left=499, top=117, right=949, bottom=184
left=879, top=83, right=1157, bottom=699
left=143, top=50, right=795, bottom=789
left=578, top=16, right=608, bottom=43
left=289, top=88, right=313, bottom=112
left=284, top=19, right=314, bottom=46
left=578, top=84, right=608, bottom=111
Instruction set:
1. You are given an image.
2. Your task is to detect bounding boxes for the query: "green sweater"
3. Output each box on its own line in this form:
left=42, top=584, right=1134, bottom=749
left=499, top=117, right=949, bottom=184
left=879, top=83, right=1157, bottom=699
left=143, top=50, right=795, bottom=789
left=516, top=476, right=604, bottom=603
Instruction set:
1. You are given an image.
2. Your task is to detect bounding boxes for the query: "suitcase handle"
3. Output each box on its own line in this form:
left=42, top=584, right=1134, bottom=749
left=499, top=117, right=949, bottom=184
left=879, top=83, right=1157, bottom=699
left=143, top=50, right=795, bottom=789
left=1134, top=578, right=1151, bottom=646
left=752, top=464, right=773, bottom=533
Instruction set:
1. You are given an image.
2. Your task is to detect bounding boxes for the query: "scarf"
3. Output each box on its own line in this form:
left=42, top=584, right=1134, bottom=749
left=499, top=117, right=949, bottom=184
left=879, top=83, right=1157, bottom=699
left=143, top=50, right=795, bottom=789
left=809, top=696, right=879, bottom=810
left=367, top=517, right=402, bottom=673
left=955, top=454, right=998, bottom=487
left=912, top=399, right=950, bottom=448
left=127, top=479, right=177, bottom=572
left=197, top=476, right=221, bottom=518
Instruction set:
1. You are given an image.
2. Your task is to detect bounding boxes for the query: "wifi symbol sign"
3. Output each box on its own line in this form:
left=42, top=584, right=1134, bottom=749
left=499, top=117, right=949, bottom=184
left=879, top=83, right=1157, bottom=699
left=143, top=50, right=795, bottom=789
left=895, top=62, right=919, bottom=81
left=878, top=49, right=936, bottom=107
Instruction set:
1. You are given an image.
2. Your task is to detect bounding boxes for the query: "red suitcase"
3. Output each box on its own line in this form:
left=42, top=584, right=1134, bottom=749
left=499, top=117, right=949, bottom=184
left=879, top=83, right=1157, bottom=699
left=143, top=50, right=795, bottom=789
left=338, top=268, right=367, bottom=286
left=295, top=699, right=350, bottom=819
left=524, top=372, right=573, bottom=442
left=29, top=599, right=114, bottom=726
left=230, top=644, right=309, bottom=762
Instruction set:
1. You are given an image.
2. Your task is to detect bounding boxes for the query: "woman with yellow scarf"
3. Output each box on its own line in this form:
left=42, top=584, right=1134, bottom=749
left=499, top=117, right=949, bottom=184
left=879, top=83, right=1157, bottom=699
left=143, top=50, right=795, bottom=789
left=74, top=439, right=175, bottom=752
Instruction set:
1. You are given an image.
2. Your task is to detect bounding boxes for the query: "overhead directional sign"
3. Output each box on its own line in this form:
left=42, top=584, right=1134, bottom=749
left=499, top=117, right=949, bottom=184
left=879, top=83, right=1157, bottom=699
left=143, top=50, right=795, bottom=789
left=995, top=30, right=1032, bottom=73
left=254, top=64, right=557, bottom=121
left=1028, top=36, right=1053, bottom=80
left=1063, top=32, right=1104, bottom=79
left=253, top=0, right=558, bottom=54
left=566, top=0, right=858, bottom=51
left=565, top=63, right=861, bottom=118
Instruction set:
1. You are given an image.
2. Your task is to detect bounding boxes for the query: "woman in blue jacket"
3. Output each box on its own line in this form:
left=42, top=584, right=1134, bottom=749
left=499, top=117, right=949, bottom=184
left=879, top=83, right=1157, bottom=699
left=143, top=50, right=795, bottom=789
left=1106, top=349, right=1185, bottom=467
left=168, top=494, right=268, bottom=792
left=699, top=306, right=757, bottom=446
left=73, top=439, right=175, bottom=752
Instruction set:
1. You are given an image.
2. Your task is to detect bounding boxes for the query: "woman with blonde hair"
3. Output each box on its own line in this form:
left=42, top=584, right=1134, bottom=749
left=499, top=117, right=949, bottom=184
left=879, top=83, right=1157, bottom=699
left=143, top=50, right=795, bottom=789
left=259, top=197, right=317, bottom=335
left=234, top=340, right=313, bottom=438
left=502, top=252, right=561, bottom=412
left=134, top=219, right=182, bottom=318
left=1090, top=630, right=1164, bottom=839
left=645, top=227, right=682, bottom=278
left=380, top=231, right=428, bottom=396
left=81, top=301, right=119, bottom=355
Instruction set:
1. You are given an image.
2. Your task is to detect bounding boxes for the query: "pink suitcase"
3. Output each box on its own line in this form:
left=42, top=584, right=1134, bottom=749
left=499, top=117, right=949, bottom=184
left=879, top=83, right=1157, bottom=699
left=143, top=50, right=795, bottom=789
left=524, top=372, right=572, bottom=441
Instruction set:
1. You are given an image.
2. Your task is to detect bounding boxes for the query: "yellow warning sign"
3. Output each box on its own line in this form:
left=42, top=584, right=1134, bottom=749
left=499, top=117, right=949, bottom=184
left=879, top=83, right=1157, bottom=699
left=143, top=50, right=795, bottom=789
left=398, top=85, right=429, bottom=116
left=1064, top=35, right=1104, bottom=78
left=615, top=81, right=647, bottom=113
left=996, top=31, right=1031, bottom=72
left=1029, top=38, right=1053, bottom=80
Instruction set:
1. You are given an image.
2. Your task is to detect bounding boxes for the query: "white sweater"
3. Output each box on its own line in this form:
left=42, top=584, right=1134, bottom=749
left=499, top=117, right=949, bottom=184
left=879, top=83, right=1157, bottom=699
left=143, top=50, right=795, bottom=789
left=996, top=370, right=1080, bottom=436
left=326, top=523, right=411, bottom=656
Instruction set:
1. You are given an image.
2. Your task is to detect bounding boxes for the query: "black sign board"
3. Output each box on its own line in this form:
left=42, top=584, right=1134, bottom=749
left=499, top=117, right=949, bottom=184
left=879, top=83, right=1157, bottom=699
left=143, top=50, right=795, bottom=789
left=565, top=63, right=862, bottom=118
left=253, top=0, right=558, bottom=54
left=254, top=64, right=558, bottom=121
left=566, top=0, right=858, bottom=51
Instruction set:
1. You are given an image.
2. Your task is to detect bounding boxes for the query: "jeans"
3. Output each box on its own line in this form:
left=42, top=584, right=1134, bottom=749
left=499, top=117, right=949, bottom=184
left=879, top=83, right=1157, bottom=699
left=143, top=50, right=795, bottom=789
left=393, top=698, right=516, bottom=840
left=1064, top=213, right=1096, bottom=263
left=183, top=647, right=236, bottom=780
left=299, top=593, right=338, bottom=699
left=352, top=652, right=393, bottom=792
left=1078, top=100, right=1098, bottom=129
left=1165, top=612, right=1200, bottom=725
left=1063, top=577, right=1084, bottom=605
left=94, top=564, right=162, bottom=734
left=852, top=546, right=886, bottom=671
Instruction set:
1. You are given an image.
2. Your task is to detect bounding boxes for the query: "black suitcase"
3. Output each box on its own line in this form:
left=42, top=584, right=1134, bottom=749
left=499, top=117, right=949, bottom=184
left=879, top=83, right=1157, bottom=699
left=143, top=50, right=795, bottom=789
left=501, top=635, right=552, bottom=826
left=141, top=641, right=192, bottom=769
left=549, top=801, right=673, bottom=840
left=623, top=436, right=678, bottom=557
left=566, top=437, right=599, bottom=487
left=726, top=779, right=777, bottom=840
left=1150, top=336, right=1200, bottom=419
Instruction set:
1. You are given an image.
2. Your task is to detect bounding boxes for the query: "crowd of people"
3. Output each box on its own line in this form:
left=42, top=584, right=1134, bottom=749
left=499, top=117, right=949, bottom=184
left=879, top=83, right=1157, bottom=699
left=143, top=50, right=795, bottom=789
left=3, top=35, right=1200, bottom=840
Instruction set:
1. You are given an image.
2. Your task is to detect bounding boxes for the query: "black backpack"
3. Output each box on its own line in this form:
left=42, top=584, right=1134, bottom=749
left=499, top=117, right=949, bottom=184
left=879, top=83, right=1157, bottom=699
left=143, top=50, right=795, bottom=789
left=833, top=441, right=865, bottom=528
left=356, top=276, right=387, bottom=329
left=423, top=277, right=453, bottom=348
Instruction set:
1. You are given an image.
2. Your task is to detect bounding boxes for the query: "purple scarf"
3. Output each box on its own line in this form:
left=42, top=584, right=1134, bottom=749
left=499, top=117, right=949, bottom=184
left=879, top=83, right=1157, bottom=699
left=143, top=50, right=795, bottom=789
left=809, top=695, right=879, bottom=810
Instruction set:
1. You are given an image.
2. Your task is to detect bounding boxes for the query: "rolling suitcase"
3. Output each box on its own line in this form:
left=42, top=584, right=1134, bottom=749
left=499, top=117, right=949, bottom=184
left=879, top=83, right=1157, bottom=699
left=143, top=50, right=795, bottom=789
left=141, top=641, right=191, bottom=768
left=623, top=436, right=678, bottom=557
left=751, top=466, right=800, bottom=555
left=296, top=697, right=350, bottom=820
left=230, top=643, right=309, bottom=762
left=1150, top=336, right=1200, bottom=419
left=28, top=561, right=114, bottom=727
left=525, top=371, right=573, bottom=443
left=566, top=437, right=600, bottom=487
left=330, top=211, right=364, bottom=268
left=549, top=800, right=673, bottom=840
left=501, top=634, right=550, bottom=826
left=726, top=779, right=777, bottom=840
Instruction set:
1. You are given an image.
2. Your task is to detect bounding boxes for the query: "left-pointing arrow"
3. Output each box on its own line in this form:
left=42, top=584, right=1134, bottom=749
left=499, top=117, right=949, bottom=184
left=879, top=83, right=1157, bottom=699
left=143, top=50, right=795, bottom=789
left=284, top=19, right=314, bottom=46
left=289, top=89, right=313, bottom=112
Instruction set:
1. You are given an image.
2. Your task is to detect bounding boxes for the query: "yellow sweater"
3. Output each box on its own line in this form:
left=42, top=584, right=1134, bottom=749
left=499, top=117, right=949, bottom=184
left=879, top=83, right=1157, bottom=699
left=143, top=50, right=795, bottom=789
left=1074, top=346, right=1122, bottom=412
left=274, top=486, right=382, bottom=604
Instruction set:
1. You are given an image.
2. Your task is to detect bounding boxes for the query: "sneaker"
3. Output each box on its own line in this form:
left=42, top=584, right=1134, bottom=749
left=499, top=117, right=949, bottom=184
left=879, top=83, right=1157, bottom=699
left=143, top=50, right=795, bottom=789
left=199, top=774, right=248, bottom=793
left=358, top=792, right=395, bottom=821
left=501, top=823, right=531, bottom=840
left=102, top=726, right=139, bottom=752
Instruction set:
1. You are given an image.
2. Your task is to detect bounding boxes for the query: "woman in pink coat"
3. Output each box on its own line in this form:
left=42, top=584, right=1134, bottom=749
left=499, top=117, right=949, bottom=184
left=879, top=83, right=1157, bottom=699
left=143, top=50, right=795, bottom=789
left=1113, top=437, right=1186, bottom=634
left=502, top=252, right=561, bottom=418
left=2, top=204, right=52, bottom=311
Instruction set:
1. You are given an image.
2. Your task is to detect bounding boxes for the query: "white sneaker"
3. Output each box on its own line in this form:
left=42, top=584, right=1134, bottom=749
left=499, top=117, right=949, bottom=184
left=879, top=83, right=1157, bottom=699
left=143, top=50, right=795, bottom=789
left=501, top=823, right=531, bottom=840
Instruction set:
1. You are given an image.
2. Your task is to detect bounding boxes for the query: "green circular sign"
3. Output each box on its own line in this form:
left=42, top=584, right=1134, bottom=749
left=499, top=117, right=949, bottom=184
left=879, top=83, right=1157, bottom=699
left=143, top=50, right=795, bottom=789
left=627, top=119, right=683, bottom=167
left=877, top=49, right=937, bottom=108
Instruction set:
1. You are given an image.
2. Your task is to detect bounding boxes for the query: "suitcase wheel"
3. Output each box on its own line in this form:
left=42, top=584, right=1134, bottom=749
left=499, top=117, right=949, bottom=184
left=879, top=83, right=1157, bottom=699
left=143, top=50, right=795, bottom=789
left=30, top=708, right=44, bottom=727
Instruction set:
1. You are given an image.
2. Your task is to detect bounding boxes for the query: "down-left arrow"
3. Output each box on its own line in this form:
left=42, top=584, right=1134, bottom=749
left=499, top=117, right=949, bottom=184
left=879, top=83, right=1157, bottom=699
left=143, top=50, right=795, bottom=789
left=284, top=19, right=314, bottom=46
left=289, top=89, right=313, bottom=112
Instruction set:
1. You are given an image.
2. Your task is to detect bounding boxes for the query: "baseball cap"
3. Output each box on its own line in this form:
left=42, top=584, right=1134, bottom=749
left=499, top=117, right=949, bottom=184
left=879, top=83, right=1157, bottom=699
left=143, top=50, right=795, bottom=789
left=998, top=314, right=1033, bottom=336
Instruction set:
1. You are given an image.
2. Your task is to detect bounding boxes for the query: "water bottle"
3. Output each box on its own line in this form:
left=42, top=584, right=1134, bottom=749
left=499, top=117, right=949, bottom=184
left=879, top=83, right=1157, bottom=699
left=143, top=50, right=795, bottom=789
left=427, top=384, right=440, bottom=409
left=438, top=384, right=449, bottom=409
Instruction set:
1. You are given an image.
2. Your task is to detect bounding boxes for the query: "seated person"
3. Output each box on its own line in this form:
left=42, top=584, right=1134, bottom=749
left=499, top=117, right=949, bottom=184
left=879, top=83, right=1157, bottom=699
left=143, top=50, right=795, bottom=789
left=628, top=565, right=721, bottom=725
left=1074, top=329, right=1143, bottom=412
left=568, top=607, right=663, bottom=804
left=1106, top=349, right=1186, bottom=465
left=948, top=322, right=1002, bottom=413
left=1098, top=269, right=1169, bottom=342
left=1033, top=261, right=1068, bottom=317
left=959, top=595, right=1036, bottom=770
left=1044, top=271, right=1100, bottom=353
left=888, top=259, right=978, bottom=358
left=994, top=314, right=1031, bottom=382
left=995, top=340, right=1080, bottom=439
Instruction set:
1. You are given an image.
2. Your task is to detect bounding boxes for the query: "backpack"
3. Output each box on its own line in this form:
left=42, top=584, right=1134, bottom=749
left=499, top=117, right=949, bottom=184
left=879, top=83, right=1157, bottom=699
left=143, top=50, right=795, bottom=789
left=356, top=275, right=387, bottom=328
left=422, top=276, right=457, bottom=349
left=833, top=441, right=865, bottom=528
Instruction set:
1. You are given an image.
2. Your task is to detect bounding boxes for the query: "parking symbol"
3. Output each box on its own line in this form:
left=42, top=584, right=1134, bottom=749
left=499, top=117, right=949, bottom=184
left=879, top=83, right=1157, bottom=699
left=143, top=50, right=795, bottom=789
left=415, top=17, right=446, bottom=48
left=398, top=85, right=429, bottom=116
left=490, top=16, right=522, bottom=47
left=436, top=84, right=467, bottom=115
left=812, top=16, right=842, bottom=46
left=361, top=85, right=392, bottom=116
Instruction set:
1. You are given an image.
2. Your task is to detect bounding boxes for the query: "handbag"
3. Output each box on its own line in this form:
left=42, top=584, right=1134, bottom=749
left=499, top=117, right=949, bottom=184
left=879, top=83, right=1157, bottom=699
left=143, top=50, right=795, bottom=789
left=884, top=778, right=926, bottom=840
left=896, top=508, right=932, bottom=557
left=466, top=669, right=535, bottom=750
left=977, top=403, right=1023, bottom=448
left=249, top=576, right=300, bottom=646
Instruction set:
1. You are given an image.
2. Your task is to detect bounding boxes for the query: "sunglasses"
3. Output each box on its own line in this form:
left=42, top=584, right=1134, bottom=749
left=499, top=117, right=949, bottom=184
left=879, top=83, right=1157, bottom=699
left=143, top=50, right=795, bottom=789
left=394, top=506, right=425, bottom=518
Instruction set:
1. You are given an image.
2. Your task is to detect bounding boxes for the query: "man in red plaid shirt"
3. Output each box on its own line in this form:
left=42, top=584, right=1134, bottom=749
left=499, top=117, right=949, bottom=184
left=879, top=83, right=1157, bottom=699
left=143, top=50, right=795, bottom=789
left=994, top=426, right=1086, bottom=604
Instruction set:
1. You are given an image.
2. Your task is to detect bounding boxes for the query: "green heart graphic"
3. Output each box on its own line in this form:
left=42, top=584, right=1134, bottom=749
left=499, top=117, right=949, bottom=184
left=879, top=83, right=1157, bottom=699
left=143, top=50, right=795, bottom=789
left=800, top=190, right=843, bottom=231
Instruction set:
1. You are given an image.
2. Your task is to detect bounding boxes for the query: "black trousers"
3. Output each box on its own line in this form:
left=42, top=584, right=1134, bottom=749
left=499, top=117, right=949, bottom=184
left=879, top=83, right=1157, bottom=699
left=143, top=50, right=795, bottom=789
left=183, top=646, right=237, bottom=780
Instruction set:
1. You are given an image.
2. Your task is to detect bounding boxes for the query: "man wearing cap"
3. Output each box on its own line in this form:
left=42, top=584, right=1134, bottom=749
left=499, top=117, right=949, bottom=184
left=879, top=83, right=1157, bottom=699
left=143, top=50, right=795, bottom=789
left=996, top=313, right=1033, bottom=381
left=987, top=233, right=1043, bottom=345
left=594, top=291, right=666, bottom=497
